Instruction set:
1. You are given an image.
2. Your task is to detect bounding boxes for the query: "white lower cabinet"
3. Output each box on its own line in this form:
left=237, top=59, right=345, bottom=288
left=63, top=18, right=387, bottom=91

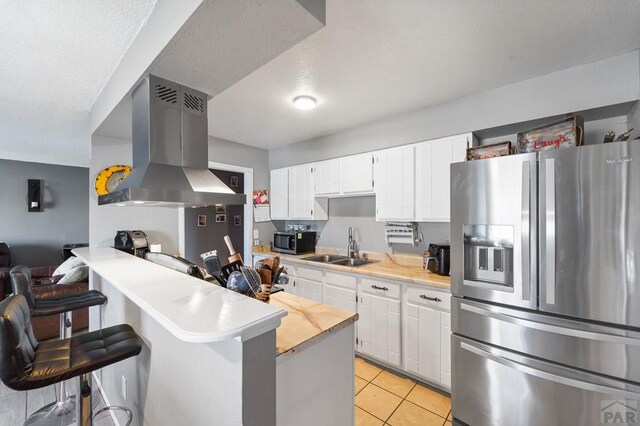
left=357, top=278, right=401, bottom=367
left=404, top=285, right=451, bottom=388
left=323, top=272, right=357, bottom=312
left=296, top=266, right=323, bottom=302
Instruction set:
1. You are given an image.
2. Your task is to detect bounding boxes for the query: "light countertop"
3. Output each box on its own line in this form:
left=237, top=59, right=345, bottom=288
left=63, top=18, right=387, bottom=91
left=269, top=291, right=357, bottom=357
left=73, top=247, right=287, bottom=343
left=253, top=246, right=451, bottom=290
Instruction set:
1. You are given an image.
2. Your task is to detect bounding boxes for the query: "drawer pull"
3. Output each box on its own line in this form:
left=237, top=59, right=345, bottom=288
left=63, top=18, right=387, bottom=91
left=371, top=285, right=389, bottom=291
left=420, top=295, right=441, bottom=302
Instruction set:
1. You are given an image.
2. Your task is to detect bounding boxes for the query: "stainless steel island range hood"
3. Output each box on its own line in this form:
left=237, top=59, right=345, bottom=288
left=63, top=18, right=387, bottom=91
left=98, top=75, right=245, bottom=207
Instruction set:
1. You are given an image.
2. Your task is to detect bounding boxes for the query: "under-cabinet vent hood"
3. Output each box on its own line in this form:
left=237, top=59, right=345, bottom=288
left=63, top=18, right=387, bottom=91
left=98, top=75, right=246, bottom=207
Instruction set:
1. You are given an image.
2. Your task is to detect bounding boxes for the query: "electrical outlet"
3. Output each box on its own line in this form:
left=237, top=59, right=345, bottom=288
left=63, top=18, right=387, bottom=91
left=121, top=375, right=127, bottom=400
left=253, top=229, right=259, bottom=239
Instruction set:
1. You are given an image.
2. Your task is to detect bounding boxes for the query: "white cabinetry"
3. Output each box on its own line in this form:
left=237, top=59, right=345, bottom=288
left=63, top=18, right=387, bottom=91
left=357, top=278, right=401, bottom=366
left=314, top=159, right=341, bottom=196
left=296, top=266, right=323, bottom=303
left=374, top=146, right=415, bottom=221
left=403, top=285, right=451, bottom=388
left=270, top=168, right=289, bottom=220
left=324, top=271, right=357, bottom=312
left=340, top=153, right=374, bottom=195
left=415, top=133, right=470, bottom=222
left=270, top=165, right=328, bottom=220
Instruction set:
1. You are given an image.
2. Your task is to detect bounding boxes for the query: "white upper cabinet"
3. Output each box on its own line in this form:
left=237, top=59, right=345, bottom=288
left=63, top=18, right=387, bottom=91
left=314, top=159, right=341, bottom=196
left=287, top=164, right=328, bottom=220
left=270, top=168, right=289, bottom=220
left=374, top=146, right=415, bottom=221
left=415, top=133, right=471, bottom=222
left=340, top=153, right=374, bottom=195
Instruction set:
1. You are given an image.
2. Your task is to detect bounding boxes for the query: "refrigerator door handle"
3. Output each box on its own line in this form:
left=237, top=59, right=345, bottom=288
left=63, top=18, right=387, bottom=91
left=545, top=158, right=556, bottom=305
left=521, top=161, right=531, bottom=301
left=459, top=341, right=640, bottom=399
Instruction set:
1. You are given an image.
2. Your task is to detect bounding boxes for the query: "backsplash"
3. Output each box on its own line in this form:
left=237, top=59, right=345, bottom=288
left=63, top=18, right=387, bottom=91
left=272, top=196, right=450, bottom=256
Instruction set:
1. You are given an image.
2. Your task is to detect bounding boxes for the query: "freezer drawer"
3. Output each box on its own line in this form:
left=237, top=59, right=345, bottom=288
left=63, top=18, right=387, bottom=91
left=539, top=141, right=640, bottom=327
left=451, top=153, right=537, bottom=309
left=452, top=335, right=640, bottom=426
left=453, top=297, right=640, bottom=384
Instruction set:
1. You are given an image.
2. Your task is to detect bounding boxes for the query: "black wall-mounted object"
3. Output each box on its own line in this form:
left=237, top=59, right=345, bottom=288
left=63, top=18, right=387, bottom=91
left=27, top=179, right=43, bottom=212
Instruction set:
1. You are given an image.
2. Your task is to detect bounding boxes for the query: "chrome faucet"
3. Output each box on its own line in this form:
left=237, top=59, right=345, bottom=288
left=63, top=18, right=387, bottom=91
left=348, top=227, right=359, bottom=259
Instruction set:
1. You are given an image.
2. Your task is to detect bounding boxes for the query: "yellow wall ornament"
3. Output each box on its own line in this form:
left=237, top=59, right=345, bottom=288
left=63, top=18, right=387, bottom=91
left=94, top=165, right=131, bottom=196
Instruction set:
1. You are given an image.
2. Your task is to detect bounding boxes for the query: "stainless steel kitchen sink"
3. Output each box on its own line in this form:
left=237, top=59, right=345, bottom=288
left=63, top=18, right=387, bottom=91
left=303, top=254, right=348, bottom=263
left=331, top=258, right=378, bottom=267
left=303, top=254, right=378, bottom=267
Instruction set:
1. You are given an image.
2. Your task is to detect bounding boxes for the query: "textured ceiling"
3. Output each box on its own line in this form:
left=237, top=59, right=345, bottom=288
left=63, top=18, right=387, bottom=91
left=207, top=0, right=640, bottom=149
left=0, top=0, right=156, bottom=166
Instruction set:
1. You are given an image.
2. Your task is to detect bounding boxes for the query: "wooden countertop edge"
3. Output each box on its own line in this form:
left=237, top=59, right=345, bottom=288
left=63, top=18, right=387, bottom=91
left=276, top=313, right=358, bottom=357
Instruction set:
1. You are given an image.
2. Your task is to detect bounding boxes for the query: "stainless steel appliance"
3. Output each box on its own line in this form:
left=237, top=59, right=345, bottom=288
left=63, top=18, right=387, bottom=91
left=272, top=231, right=316, bottom=255
left=451, top=141, right=640, bottom=425
left=98, top=75, right=245, bottom=207
left=114, top=230, right=149, bottom=258
left=424, top=243, right=450, bottom=276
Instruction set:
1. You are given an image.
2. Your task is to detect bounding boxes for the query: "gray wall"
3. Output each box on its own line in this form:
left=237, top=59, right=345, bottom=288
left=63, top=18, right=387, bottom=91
left=0, top=159, right=89, bottom=266
left=274, top=197, right=450, bottom=256
left=208, top=136, right=277, bottom=244
left=267, top=51, right=640, bottom=255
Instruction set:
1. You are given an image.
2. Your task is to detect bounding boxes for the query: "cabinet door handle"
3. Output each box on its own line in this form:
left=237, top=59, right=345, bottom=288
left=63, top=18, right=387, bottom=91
left=371, top=285, right=388, bottom=291
left=420, top=295, right=441, bottom=302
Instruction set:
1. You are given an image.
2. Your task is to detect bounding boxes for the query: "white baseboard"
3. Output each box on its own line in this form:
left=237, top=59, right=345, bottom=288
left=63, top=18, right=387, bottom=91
left=92, top=372, right=121, bottom=426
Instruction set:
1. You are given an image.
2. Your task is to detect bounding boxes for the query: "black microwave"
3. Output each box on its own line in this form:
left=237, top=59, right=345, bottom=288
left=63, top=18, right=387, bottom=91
left=272, top=231, right=316, bottom=255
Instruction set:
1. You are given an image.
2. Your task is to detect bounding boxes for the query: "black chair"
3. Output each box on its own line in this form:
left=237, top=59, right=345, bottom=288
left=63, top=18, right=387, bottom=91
left=9, top=265, right=108, bottom=425
left=0, top=294, right=142, bottom=425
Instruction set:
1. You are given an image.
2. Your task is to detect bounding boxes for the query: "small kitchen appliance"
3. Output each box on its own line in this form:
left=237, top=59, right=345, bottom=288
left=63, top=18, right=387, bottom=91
left=424, top=243, right=450, bottom=276
left=114, top=230, right=149, bottom=258
left=272, top=231, right=316, bottom=255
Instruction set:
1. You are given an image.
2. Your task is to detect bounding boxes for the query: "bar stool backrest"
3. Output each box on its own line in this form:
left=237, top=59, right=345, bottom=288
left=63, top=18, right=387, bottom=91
left=9, top=265, right=36, bottom=309
left=0, top=294, right=39, bottom=390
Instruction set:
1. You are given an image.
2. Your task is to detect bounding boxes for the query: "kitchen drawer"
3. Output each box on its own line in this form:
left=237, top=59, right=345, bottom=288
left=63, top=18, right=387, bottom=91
left=360, top=277, right=400, bottom=299
left=325, top=271, right=357, bottom=291
left=297, top=265, right=323, bottom=282
left=407, top=286, right=451, bottom=311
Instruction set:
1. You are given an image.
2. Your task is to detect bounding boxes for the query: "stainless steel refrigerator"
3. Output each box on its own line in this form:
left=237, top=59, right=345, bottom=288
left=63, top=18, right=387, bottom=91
left=450, top=141, right=640, bottom=425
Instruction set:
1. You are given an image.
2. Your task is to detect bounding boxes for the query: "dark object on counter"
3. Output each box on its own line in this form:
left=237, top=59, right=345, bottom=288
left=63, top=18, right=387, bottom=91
left=615, top=128, right=634, bottom=141
left=425, top=243, right=451, bottom=276
left=145, top=252, right=204, bottom=279
left=603, top=130, right=616, bottom=143
left=114, top=230, right=148, bottom=258
left=221, top=260, right=243, bottom=281
left=272, top=231, right=317, bottom=255
left=517, top=115, right=583, bottom=153
left=466, top=141, right=511, bottom=161
left=201, top=250, right=226, bottom=286
left=62, top=243, right=88, bottom=261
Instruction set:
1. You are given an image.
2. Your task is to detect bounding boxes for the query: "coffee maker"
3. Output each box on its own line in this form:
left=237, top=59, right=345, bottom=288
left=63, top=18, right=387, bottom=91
left=424, top=243, right=451, bottom=276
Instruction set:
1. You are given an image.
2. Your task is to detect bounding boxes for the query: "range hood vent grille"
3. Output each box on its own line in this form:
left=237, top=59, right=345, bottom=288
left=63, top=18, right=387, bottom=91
left=184, top=92, right=205, bottom=112
left=154, top=83, right=178, bottom=104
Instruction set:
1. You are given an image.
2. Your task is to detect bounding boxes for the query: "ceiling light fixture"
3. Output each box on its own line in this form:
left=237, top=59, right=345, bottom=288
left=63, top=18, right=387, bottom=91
left=293, top=96, right=317, bottom=110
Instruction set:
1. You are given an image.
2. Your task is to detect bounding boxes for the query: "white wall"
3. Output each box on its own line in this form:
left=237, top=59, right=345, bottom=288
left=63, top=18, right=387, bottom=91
left=90, top=135, right=180, bottom=253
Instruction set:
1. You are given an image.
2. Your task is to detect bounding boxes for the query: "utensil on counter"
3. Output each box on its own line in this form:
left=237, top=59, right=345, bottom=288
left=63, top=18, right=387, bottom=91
left=240, top=266, right=262, bottom=298
left=270, top=257, right=280, bottom=283
left=224, top=235, right=243, bottom=264
left=221, top=260, right=243, bottom=281
left=273, top=266, right=285, bottom=283
left=201, top=250, right=226, bottom=286
left=257, top=269, right=272, bottom=286
left=226, top=271, right=249, bottom=294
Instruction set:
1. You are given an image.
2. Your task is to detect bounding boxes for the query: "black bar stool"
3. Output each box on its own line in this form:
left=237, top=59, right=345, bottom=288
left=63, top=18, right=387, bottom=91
left=10, top=265, right=108, bottom=425
left=0, top=294, right=142, bottom=426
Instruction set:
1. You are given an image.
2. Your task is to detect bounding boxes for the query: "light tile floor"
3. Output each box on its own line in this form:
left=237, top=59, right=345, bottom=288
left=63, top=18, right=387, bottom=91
left=355, top=356, right=452, bottom=426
